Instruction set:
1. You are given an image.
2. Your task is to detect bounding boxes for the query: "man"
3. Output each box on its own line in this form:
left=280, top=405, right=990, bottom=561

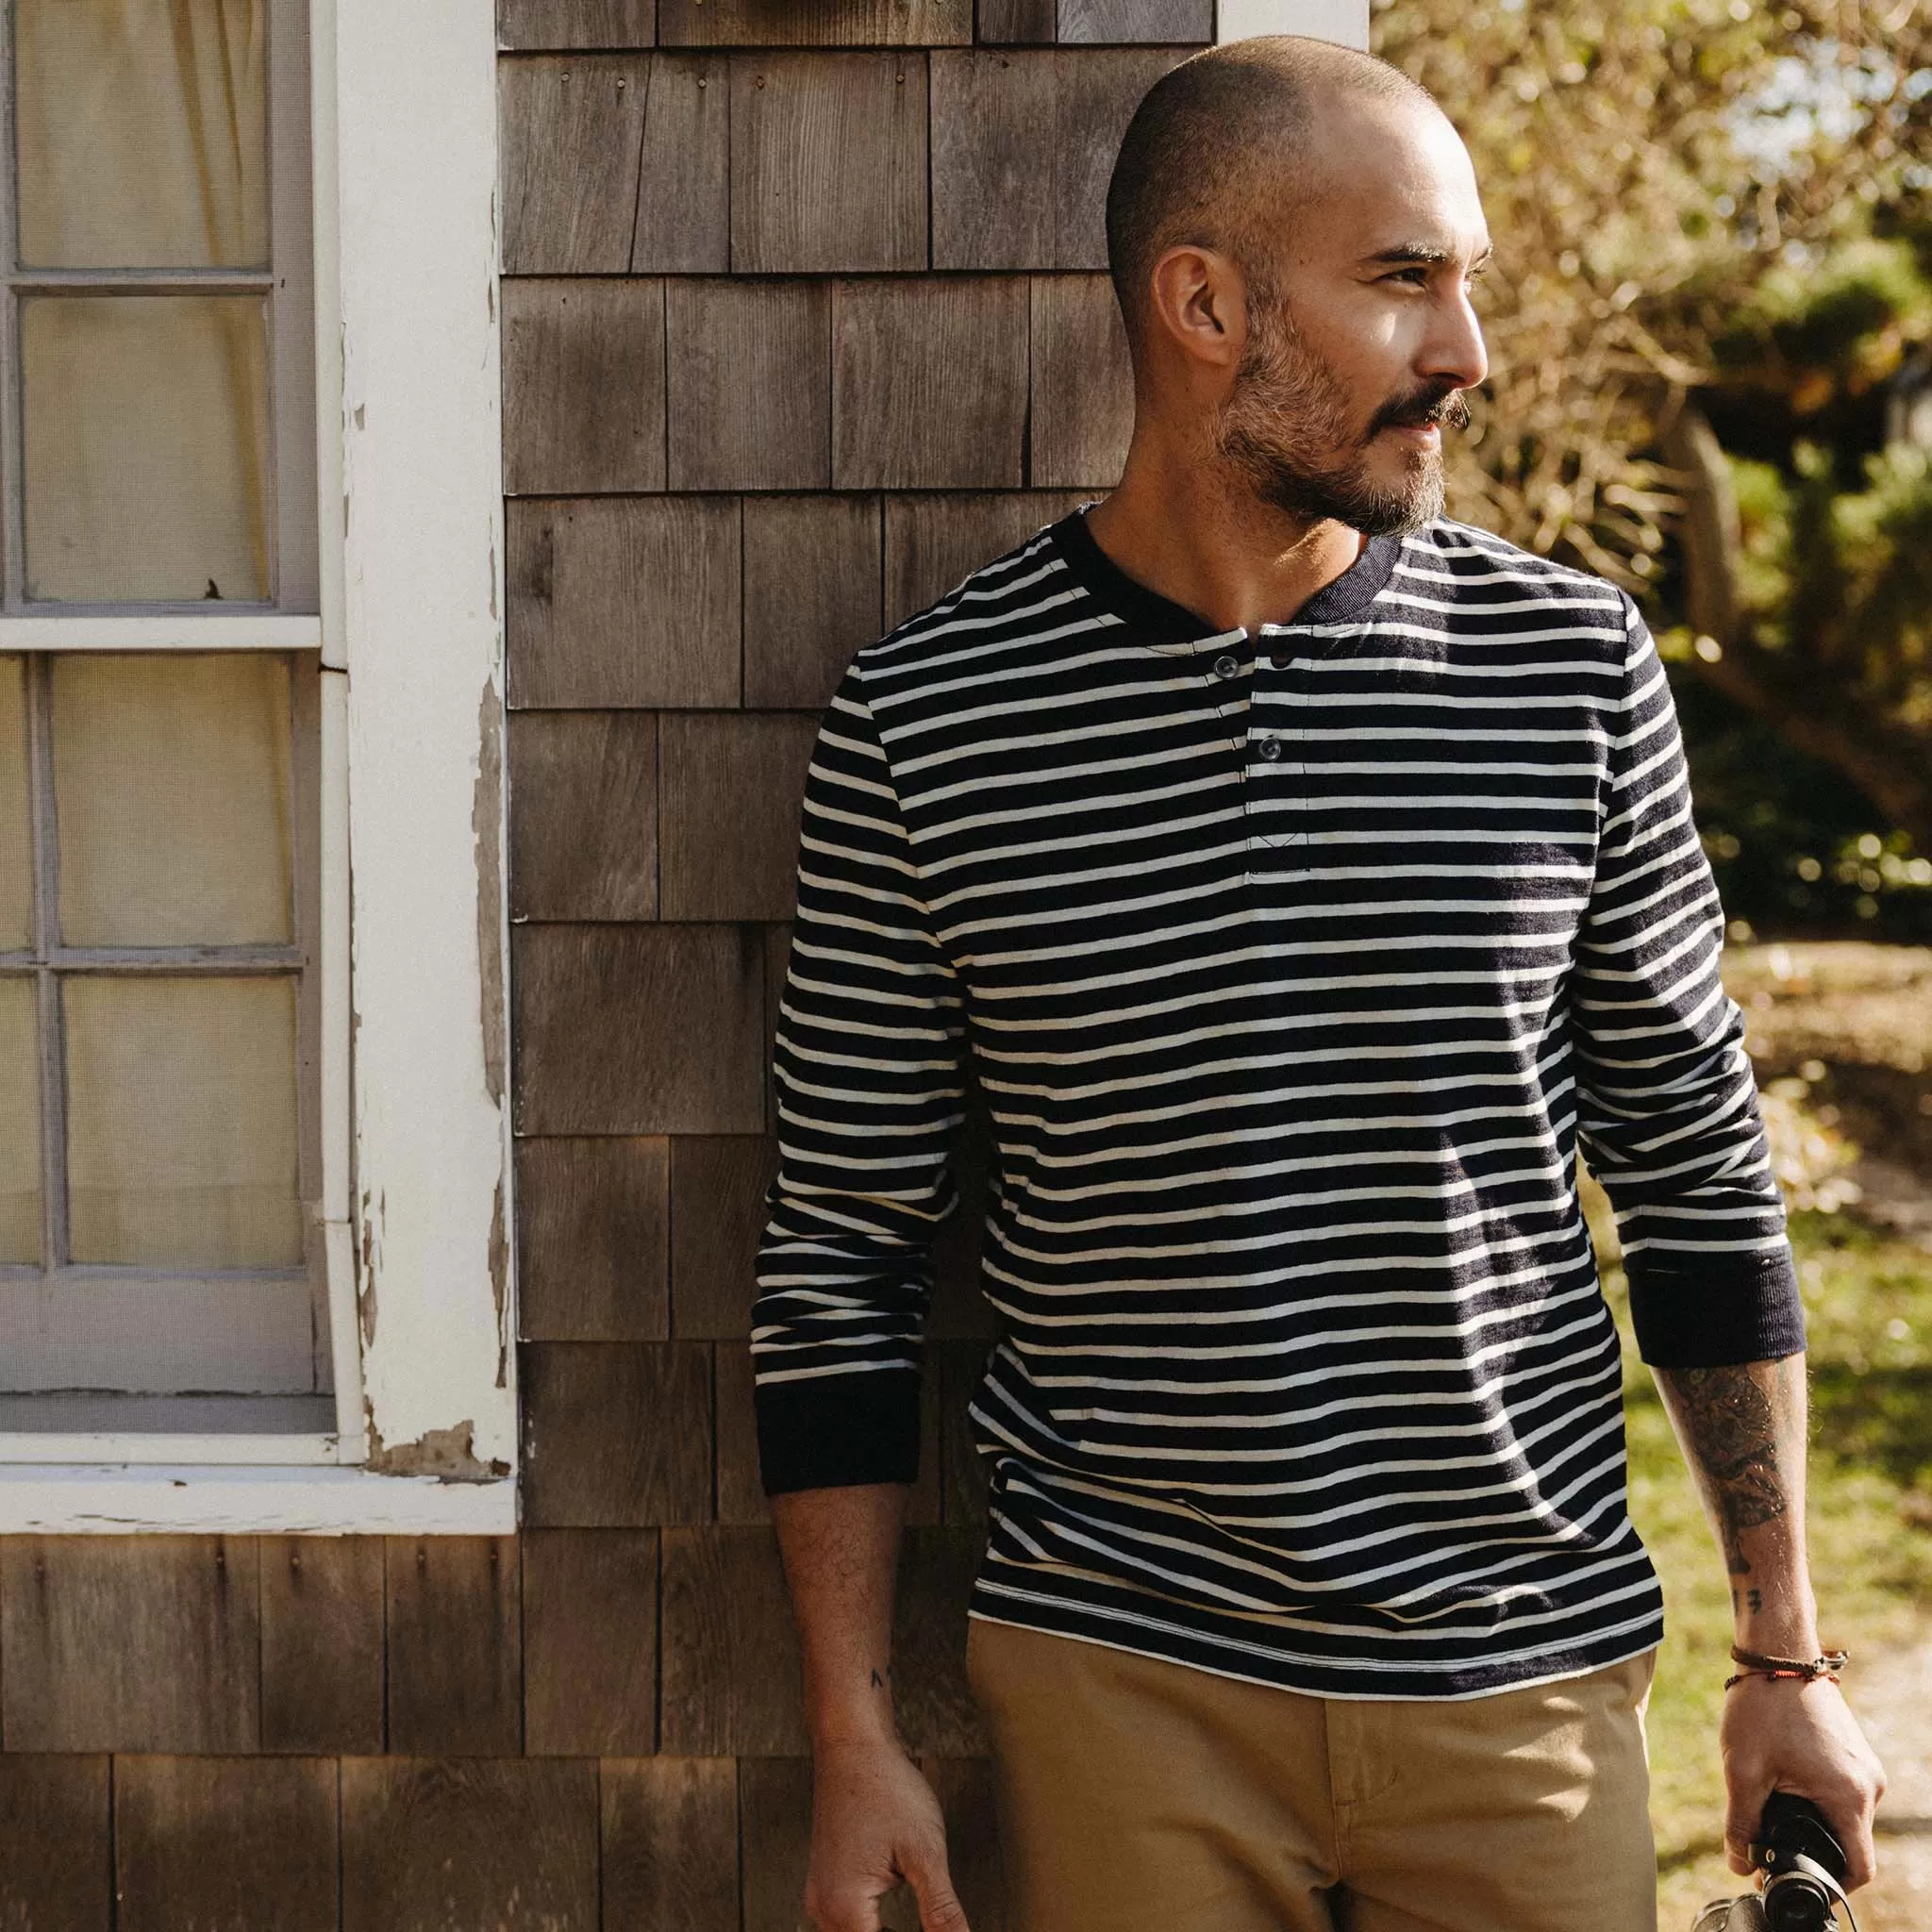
left=751, top=35, right=1884, bottom=1932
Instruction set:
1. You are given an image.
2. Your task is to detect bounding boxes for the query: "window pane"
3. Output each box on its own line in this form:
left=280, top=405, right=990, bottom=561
left=22, top=295, right=272, bottom=604
left=0, top=659, right=29, bottom=951
left=14, top=0, right=269, bottom=269
left=52, top=654, right=292, bottom=946
left=65, top=974, right=301, bottom=1269
left=0, top=977, right=41, bottom=1263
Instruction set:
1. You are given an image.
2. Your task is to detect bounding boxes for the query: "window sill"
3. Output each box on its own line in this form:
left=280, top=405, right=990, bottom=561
left=0, top=1461, right=516, bottom=1534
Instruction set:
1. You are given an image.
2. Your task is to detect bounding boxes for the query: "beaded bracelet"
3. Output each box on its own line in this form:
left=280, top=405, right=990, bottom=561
left=1723, top=1643, right=1849, bottom=1690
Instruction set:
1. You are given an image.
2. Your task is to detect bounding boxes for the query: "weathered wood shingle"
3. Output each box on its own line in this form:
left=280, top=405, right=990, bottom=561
left=522, top=1528, right=659, bottom=1755
left=260, top=1536, right=386, bottom=1755
left=742, top=494, right=883, bottom=707
left=659, top=0, right=971, bottom=45
left=515, top=1135, right=671, bottom=1341
left=497, top=0, right=655, bottom=49
left=1029, top=273, right=1135, bottom=487
left=508, top=709, right=659, bottom=922
left=634, top=56, right=732, bottom=271
left=603, top=1757, right=741, bottom=1932
left=499, top=56, right=648, bottom=273
left=385, top=1537, right=524, bottom=1757
left=659, top=712, right=821, bottom=922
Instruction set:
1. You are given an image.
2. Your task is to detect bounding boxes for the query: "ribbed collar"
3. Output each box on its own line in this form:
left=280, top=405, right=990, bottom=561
left=1045, top=506, right=1404, bottom=647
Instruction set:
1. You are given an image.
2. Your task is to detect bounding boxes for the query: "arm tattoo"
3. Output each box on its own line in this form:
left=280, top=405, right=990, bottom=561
left=1664, top=1364, right=1789, bottom=1575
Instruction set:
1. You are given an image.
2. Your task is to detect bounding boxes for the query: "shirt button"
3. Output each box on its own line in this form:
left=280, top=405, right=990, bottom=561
left=1213, top=653, right=1240, bottom=680
left=1256, top=736, right=1282, bottom=762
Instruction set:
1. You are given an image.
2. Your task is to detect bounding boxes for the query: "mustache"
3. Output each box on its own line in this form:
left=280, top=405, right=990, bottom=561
left=1367, top=386, right=1472, bottom=438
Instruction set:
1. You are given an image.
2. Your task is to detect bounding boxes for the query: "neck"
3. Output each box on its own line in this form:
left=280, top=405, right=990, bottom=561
left=1084, top=430, right=1368, bottom=634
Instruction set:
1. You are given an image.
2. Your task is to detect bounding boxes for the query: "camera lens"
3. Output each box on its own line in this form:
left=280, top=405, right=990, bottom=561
left=1763, top=1875, right=1833, bottom=1932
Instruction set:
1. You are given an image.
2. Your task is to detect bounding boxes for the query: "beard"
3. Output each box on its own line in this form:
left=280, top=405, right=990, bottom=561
left=1212, top=296, right=1469, bottom=537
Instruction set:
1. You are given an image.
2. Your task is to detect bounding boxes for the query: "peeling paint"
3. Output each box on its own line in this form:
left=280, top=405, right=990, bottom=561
left=489, top=1174, right=508, bottom=1390
left=365, top=1417, right=509, bottom=1483
left=473, top=681, right=506, bottom=1108
left=357, top=1184, right=380, bottom=1350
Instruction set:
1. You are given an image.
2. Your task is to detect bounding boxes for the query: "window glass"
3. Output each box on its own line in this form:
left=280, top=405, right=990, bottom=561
left=52, top=654, right=292, bottom=946
left=0, top=977, right=39, bottom=1263
left=64, top=974, right=301, bottom=1270
left=0, top=658, right=28, bottom=950
left=13, top=0, right=269, bottom=270
left=21, top=295, right=272, bottom=604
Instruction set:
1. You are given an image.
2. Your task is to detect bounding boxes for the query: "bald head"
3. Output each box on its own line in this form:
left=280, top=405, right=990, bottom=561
left=1105, top=36, right=1442, bottom=352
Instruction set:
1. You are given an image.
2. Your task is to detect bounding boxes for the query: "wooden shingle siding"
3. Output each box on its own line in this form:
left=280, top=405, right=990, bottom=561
left=499, top=56, right=650, bottom=273
left=891, top=1530, right=986, bottom=1754
left=931, top=47, right=1191, bottom=269
left=667, top=1133, right=781, bottom=1337
left=0, top=1755, right=111, bottom=1927
left=521, top=1341, right=715, bottom=1525
left=658, top=0, right=973, bottom=46
left=514, top=1135, right=672, bottom=1341
left=508, top=709, right=660, bottom=922
left=882, top=489, right=1089, bottom=625
left=496, top=0, right=656, bottom=50
left=1, top=1538, right=260, bottom=1754
left=1030, top=272, right=1136, bottom=486
left=259, top=1536, right=387, bottom=1755
left=731, top=54, right=929, bottom=273
left=507, top=496, right=741, bottom=708
left=501, top=278, right=667, bottom=495
left=113, top=1757, right=338, bottom=1932
left=660, top=1527, right=810, bottom=1755
left=832, top=277, right=1030, bottom=488
left=522, top=1528, right=661, bottom=1755
left=385, top=1537, right=524, bottom=1757
left=659, top=711, right=821, bottom=921
left=667, top=279, right=833, bottom=491
left=512, top=924, right=767, bottom=1133
left=1058, top=0, right=1212, bottom=41
left=341, top=1758, right=601, bottom=1932
left=975, top=0, right=1057, bottom=42
left=742, top=493, right=884, bottom=707
left=603, top=1757, right=742, bottom=1932
left=634, top=56, right=733, bottom=270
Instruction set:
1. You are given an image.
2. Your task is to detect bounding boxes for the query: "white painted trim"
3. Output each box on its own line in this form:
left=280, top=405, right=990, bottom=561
left=0, top=615, right=324, bottom=651
left=0, top=1435, right=337, bottom=1466
left=1217, top=0, right=1370, bottom=48
left=330, top=0, right=514, bottom=1482
left=0, top=1463, right=515, bottom=1534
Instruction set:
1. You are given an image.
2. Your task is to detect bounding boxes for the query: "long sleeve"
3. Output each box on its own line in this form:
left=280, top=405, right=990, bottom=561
left=753, top=667, right=969, bottom=1494
left=1570, top=603, right=1804, bottom=1367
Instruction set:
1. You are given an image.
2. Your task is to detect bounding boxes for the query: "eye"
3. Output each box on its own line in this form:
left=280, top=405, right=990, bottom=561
left=1384, top=266, right=1431, bottom=286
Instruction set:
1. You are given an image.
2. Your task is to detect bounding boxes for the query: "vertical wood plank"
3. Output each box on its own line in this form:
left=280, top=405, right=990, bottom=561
left=497, top=0, right=655, bottom=48
left=1058, top=0, right=1210, bottom=41
left=731, top=54, right=928, bottom=274
left=712, top=1339, right=769, bottom=1525
left=602, top=1757, right=740, bottom=1932
left=924, top=1758, right=1007, bottom=1930
left=659, top=0, right=971, bottom=45
left=669, top=1134, right=781, bottom=1339
left=507, top=496, right=741, bottom=710
left=832, top=279, right=1029, bottom=490
left=114, top=1757, right=337, bottom=1932
left=1030, top=274, right=1135, bottom=488
left=1050, top=46, right=1195, bottom=268
left=341, top=1759, right=599, bottom=1932
left=502, top=278, right=667, bottom=494
left=882, top=491, right=1088, bottom=627
left=0, top=1536, right=259, bottom=1753
left=0, top=1755, right=110, bottom=1928
left=738, top=1759, right=815, bottom=1932
left=499, top=56, right=648, bottom=273
left=385, top=1537, right=524, bottom=1757
left=666, top=280, right=832, bottom=491
left=931, top=50, right=1057, bottom=269
left=521, top=1341, right=714, bottom=1526
left=975, top=0, right=1056, bottom=40
left=742, top=495, right=881, bottom=708
left=260, top=1536, right=386, bottom=1754
left=515, top=1136, right=671, bottom=1341
left=512, top=924, right=767, bottom=1135
left=508, top=710, right=659, bottom=922
left=633, top=56, right=731, bottom=273
left=658, top=712, right=821, bottom=923
left=659, top=1527, right=808, bottom=1754
left=523, top=1528, right=659, bottom=1756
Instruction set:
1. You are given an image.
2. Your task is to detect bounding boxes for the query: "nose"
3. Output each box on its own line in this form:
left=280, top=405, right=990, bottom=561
left=1424, top=282, right=1489, bottom=395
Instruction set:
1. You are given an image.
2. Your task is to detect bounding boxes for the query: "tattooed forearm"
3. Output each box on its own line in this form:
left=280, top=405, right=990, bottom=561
left=1654, top=1362, right=1790, bottom=1576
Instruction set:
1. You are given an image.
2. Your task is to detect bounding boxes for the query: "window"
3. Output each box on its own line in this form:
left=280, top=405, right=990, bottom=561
left=0, top=0, right=337, bottom=1448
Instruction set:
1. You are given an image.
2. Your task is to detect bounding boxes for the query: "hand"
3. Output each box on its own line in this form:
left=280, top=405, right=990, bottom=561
left=1719, top=1674, right=1887, bottom=1889
left=805, top=1737, right=971, bottom=1932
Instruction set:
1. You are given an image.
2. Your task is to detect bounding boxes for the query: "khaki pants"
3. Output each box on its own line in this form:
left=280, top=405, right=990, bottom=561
left=966, top=1618, right=1658, bottom=1932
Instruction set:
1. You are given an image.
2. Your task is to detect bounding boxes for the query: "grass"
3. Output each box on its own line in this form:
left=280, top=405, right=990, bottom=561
left=1594, top=1207, right=1932, bottom=1924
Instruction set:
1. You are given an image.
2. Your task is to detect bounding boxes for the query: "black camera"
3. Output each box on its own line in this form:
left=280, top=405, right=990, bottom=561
left=1690, top=1793, right=1857, bottom=1932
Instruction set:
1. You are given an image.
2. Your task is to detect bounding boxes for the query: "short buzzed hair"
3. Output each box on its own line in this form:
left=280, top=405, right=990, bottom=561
left=1105, top=37, right=1437, bottom=350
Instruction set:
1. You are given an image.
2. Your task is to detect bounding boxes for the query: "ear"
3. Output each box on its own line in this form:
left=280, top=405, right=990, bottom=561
left=1146, top=242, right=1250, bottom=375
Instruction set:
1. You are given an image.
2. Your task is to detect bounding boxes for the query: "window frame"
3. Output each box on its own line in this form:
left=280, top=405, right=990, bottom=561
left=0, top=0, right=514, bottom=1530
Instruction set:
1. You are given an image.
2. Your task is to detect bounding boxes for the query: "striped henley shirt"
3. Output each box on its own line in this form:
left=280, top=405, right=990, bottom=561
left=752, top=507, right=1805, bottom=1700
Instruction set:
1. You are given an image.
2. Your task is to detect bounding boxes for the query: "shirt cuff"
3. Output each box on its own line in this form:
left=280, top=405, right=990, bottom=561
left=1625, top=1247, right=1807, bottom=1367
left=756, top=1366, right=923, bottom=1494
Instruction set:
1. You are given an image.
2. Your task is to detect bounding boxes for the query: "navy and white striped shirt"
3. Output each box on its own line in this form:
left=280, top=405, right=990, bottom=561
left=754, top=508, right=1803, bottom=1699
